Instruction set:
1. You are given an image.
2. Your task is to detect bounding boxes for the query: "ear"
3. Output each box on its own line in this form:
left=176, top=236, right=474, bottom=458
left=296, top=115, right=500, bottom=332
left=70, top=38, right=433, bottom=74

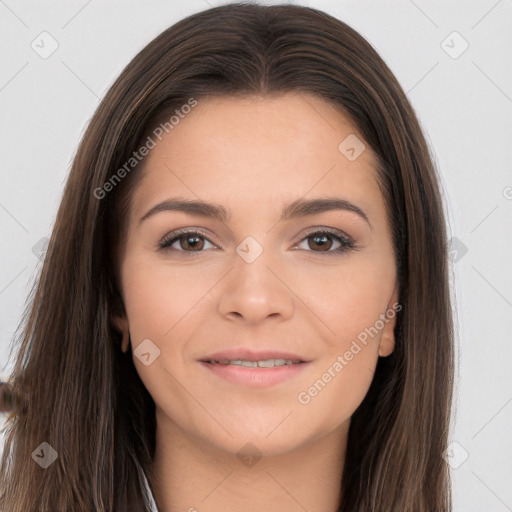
left=111, top=314, right=130, bottom=353
left=378, top=286, right=400, bottom=357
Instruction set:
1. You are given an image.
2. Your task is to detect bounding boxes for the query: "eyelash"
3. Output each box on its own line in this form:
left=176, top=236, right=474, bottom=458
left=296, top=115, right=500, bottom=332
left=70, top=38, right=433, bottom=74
left=158, top=228, right=357, bottom=256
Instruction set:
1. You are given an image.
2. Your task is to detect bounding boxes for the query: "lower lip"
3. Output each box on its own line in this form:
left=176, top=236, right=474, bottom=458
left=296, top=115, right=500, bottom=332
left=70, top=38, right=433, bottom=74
left=199, top=361, right=310, bottom=387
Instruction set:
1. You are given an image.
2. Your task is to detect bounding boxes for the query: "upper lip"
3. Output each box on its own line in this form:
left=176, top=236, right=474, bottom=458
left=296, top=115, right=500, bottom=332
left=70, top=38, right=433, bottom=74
left=200, top=347, right=309, bottom=363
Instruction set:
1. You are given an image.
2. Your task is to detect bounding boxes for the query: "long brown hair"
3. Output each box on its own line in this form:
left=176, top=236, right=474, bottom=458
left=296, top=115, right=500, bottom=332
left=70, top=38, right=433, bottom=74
left=0, top=3, right=454, bottom=511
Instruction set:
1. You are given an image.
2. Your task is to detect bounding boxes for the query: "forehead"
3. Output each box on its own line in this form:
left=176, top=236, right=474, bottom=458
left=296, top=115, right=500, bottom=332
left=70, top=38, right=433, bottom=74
left=130, top=92, right=383, bottom=223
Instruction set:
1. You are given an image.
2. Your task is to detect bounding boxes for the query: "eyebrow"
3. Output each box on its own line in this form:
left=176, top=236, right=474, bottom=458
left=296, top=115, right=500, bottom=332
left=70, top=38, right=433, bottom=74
left=139, top=196, right=371, bottom=228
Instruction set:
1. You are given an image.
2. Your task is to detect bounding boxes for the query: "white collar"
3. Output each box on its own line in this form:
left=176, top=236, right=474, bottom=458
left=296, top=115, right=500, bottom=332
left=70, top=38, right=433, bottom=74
left=141, top=470, right=159, bottom=512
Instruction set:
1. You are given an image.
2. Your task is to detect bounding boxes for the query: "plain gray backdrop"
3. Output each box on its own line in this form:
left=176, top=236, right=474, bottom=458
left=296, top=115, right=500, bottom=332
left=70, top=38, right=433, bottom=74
left=1, top=1, right=511, bottom=510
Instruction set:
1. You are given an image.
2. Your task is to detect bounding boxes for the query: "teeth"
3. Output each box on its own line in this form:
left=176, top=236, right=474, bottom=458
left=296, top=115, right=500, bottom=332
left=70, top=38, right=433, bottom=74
left=208, top=358, right=300, bottom=367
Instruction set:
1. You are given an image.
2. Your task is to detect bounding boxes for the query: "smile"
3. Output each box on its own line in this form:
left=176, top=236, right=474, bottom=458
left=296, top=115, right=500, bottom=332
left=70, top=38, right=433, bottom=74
left=200, top=359, right=310, bottom=387
left=204, top=358, right=302, bottom=367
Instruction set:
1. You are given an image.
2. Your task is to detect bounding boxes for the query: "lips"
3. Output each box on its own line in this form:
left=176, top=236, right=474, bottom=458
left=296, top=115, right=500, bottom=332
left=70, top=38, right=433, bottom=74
left=199, top=347, right=311, bottom=387
left=200, top=347, right=309, bottom=364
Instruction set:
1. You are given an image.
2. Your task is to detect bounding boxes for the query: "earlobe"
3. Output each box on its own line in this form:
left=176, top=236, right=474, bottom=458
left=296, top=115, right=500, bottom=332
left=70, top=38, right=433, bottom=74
left=111, top=315, right=130, bottom=353
left=378, top=287, right=400, bottom=358
left=120, top=329, right=130, bottom=353
left=378, top=333, right=394, bottom=357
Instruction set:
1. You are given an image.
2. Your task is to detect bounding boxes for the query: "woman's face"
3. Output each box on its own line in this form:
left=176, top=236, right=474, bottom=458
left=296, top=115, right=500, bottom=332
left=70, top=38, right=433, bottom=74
left=116, top=92, right=398, bottom=456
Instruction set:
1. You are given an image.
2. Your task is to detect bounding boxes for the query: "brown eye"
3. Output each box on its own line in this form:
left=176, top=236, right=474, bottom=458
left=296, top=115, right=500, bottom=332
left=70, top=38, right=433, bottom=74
left=178, top=234, right=205, bottom=251
left=308, top=233, right=334, bottom=251
left=159, top=230, right=215, bottom=252
left=296, top=229, right=355, bottom=256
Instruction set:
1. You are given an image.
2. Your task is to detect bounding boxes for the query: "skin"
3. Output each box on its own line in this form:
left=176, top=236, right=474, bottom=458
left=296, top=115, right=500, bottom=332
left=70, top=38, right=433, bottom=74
left=113, top=92, right=398, bottom=512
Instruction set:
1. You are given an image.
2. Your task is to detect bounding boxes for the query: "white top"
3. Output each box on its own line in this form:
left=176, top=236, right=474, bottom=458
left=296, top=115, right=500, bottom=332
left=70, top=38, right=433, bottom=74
left=149, top=491, right=158, bottom=512
left=142, top=470, right=159, bottom=512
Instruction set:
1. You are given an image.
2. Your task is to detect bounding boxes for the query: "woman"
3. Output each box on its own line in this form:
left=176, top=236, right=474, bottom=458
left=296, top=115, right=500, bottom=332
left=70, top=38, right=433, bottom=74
left=0, top=3, right=454, bottom=511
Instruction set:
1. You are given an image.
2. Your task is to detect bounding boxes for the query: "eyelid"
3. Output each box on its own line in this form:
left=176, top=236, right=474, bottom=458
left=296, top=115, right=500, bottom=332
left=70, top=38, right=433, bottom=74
left=297, top=225, right=354, bottom=244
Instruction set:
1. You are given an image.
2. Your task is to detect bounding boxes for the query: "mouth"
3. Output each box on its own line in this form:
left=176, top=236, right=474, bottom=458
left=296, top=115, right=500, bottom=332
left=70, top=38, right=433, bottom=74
left=200, top=348, right=308, bottom=364
left=202, top=358, right=303, bottom=367
left=199, top=348, right=311, bottom=387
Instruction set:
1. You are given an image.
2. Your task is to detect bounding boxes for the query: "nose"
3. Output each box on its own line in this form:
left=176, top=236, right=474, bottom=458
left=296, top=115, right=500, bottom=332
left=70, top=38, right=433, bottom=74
left=216, top=245, right=295, bottom=326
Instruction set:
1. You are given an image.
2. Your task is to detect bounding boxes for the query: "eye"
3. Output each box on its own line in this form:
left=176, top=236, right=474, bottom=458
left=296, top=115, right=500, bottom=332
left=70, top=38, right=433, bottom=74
left=295, top=229, right=356, bottom=256
left=159, top=230, right=216, bottom=253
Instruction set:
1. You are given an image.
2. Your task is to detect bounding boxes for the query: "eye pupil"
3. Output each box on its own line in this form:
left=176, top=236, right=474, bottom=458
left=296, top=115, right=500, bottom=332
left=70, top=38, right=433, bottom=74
left=309, top=234, right=331, bottom=251
left=182, top=234, right=203, bottom=251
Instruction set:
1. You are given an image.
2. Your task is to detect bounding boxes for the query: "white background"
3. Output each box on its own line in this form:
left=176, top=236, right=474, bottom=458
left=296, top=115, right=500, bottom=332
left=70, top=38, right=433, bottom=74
left=1, top=1, right=511, bottom=510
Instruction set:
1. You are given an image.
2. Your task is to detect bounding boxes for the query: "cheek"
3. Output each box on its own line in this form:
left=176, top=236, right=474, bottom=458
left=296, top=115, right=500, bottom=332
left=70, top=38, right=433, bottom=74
left=120, top=258, right=209, bottom=342
left=119, top=258, right=211, bottom=420
left=295, top=345, right=378, bottom=438
left=298, top=254, right=395, bottom=349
